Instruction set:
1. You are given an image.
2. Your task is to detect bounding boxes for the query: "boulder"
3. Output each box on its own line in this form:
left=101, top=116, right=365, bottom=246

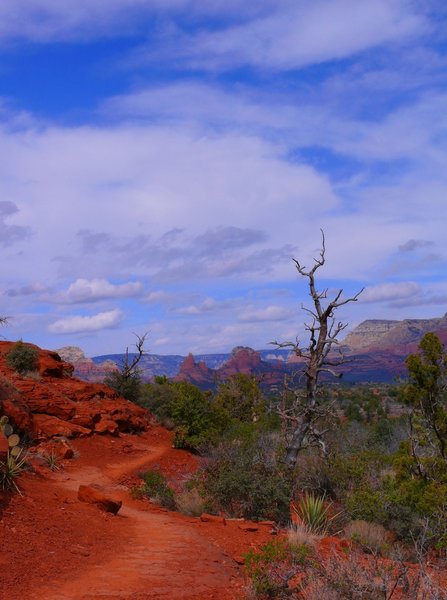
left=0, top=394, right=32, bottom=431
left=32, top=414, right=91, bottom=439
left=36, top=437, right=75, bottom=460
left=78, top=484, right=122, bottom=514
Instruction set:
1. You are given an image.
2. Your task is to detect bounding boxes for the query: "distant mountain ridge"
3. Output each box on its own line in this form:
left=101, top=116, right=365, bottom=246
left=56, top=313, right=447, bottom=385
left=343, top=313, right=447, bottom=353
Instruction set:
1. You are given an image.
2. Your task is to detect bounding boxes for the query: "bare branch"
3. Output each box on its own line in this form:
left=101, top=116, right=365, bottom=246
left=122, top=332, right=148, bottom=378
left=275, top=230, right=363, bottom=466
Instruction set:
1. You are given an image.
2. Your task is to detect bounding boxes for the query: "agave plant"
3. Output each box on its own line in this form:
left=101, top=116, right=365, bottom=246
left=43, top=449, right=61, bottom=471
left=292, top=492, right=340, bottom=535
left=0, top=449, right=27, bottom=494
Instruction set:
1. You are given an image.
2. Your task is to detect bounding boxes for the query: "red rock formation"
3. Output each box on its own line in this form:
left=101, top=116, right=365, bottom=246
left=218, top=346, right=262, bottom=377
left=174, top=353, right=214, bottom=387
left=56, top=346, right=118, bottom=382
left=174, top=347, right=286, bottom=389
left=0, top=341, right=149, bottom=441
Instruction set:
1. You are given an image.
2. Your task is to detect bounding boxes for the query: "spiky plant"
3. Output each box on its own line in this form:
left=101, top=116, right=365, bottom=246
left=292, top=492, right=340, bottom=535
left=0, top=449, right=27, bottom=494
left=43, top=450, right=61, bottom=471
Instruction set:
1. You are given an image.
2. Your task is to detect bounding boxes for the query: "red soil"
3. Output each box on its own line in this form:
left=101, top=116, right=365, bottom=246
left=0, top=425, right=275, bottom=600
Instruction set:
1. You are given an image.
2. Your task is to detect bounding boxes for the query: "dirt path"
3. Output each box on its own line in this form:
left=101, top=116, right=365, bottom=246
left=28, top=431, right=242, bottom=600
left=1, top=428, right=257, bottom=600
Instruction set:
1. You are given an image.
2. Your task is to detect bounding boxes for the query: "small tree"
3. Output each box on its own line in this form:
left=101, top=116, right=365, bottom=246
left=104, top=333, right=147, bottom=403
left=273, top=231, right=362, bottom=466
left=215, top=373, right=265, bottom=423
left=402, top=332, right=447, bottom=479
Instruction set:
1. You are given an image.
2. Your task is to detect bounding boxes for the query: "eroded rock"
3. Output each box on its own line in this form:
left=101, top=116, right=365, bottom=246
left=77, top=484, right=122, bottom=514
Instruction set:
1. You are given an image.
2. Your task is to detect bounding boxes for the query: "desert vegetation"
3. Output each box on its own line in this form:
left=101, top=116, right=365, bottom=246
left=1, top=248, right=446, bottom=600
left=122, top=238, right=447, bottom=598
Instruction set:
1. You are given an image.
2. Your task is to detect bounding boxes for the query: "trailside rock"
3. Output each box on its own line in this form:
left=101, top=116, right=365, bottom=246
left=0, top=341, right=150, bottom=441
left=78, top=484, right=122, bottom=514
left=32, top=414, right=91, bottom=439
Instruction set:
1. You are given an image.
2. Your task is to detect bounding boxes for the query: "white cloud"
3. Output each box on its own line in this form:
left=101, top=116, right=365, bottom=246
left=176, top=297, right=220, bottom=315
left=53, top=278, right=144, bottom=303
left=0, top=121, right=337, bottom=285
left=0, top=0, right=185, bottom=42
left=239, top=305, right=292, bottom=322
left=147, top=0, right=425, bottom=72
left=48, top=309, right=123, bottom=334
left=145, top=290, right=174, bottom=303
left=361, top=282, right=421, bottom=303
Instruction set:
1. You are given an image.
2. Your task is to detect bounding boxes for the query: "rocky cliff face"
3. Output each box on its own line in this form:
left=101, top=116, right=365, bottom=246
left=57, top=346, right=118, bottom=382
left=174, top=353, right=215, bottom=387
left=0, top=341, right=148, bottom=441
left=174, top=346, right=285, bottom=389
left=344, top=313, right=447, bottom=353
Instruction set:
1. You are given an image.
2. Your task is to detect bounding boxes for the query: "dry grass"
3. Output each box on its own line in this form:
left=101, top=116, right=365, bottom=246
left=302, top=549, right=447, bottom=600
left=287, top=524, right=319, bottom=550
left=175, top=488, right=206, bottom=517
left=344, top=520, right=391, bottom=555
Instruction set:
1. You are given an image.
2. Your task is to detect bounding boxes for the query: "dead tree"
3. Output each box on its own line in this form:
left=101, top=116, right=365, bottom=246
left=273, top=231, right=362, bottom=466
left=121, top=332, right=148, bottom=380
left=104, top=332, right=148, bottom=403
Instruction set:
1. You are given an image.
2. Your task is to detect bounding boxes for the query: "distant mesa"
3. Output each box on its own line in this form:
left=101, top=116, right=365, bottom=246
left=343, top=313, right=447, bottom=354
left=59, top=313, right=447, bottom=387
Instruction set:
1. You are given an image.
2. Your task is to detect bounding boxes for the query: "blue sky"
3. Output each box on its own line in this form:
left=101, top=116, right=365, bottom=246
left=0, top=0, right=447, bottom=356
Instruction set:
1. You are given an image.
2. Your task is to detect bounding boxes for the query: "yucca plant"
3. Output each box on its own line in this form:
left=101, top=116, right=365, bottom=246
left=292, top=492, right=340, bottom=535
left=43, top=449, right=61, bottom=471
left=0, top=449, right=27, bottom=495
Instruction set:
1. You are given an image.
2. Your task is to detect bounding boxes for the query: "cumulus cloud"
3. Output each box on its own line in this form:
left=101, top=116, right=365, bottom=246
left=361, top=282, right=421, bottom=303
left=145, top=290, right=175, bottom=303
left=53, top=278, right=144, bottom=304
left=239, top=305, right=292, bottom=322
left=48, top=309, right=123, bottom=334
left=176, top=297, right=222, bottom=315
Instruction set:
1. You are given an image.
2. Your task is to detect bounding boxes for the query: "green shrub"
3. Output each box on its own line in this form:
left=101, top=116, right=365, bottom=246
left=170, top=382, right=227, bottom=450
left=6, top=341, right=38, bottom=375
left=197, top=434, right=291, bottom=523
left=104, top=370, right=142, bottom=404
left=141, top=380, right=228, bottom=450
left=133, top=470, right=176, bottom=510
left=244, top=539, right=310, bottom=598
left=215, top=373, right=266, bottom=423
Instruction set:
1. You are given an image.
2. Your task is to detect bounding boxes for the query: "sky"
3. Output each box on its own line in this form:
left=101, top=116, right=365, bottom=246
left=0, top=0, right=447, bottom=357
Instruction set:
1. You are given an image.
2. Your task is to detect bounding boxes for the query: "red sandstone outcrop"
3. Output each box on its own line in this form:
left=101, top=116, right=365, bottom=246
left=0, top=341, right=149, bottom=441
left=56, top=346, right=118, bottom=382
left=174, top=353, right=214, bottom=387
left=175, top=346, right=285, bottom=388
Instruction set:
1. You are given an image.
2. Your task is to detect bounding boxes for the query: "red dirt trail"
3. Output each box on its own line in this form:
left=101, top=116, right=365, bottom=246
left=0, top=426, right=273, bottom=600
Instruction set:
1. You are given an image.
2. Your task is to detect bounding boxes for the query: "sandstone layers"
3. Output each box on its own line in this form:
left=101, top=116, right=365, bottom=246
left=0, top=341, right=148, bottom=441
